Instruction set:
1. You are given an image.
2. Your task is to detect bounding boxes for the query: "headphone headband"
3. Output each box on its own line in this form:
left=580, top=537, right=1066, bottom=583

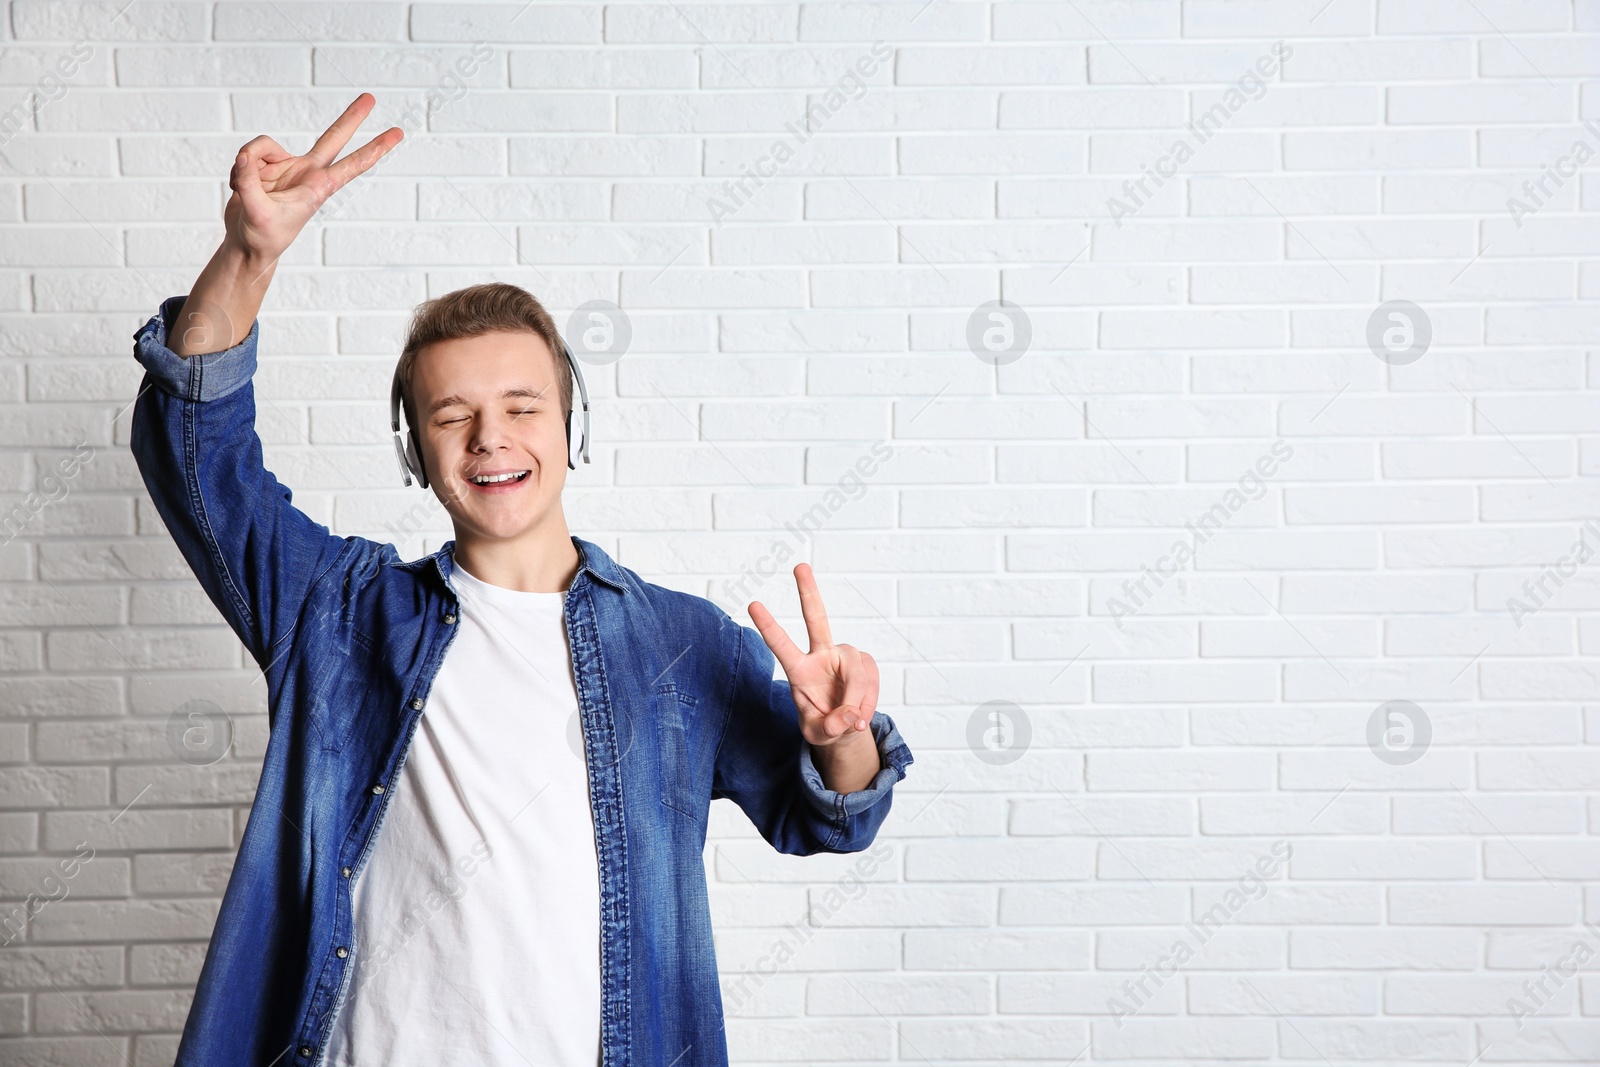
left=389, top=331, right=591, bottom=489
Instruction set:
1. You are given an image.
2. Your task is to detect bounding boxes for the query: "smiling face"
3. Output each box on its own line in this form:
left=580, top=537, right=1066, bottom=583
left=410, top=329, right=570, bottom=544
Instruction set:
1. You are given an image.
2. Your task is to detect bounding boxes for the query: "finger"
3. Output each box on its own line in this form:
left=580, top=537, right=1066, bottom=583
left=793, top=562, right=832, bottom=651
left=818, top=705, right=858, bottom=741
left=834, top=645, right=871, bottom=730
left=747, top=600, right=804, bottom=678
left=305, top=92, right=376, bottom=167
left=819, top=699, right=870, bottom=741
left=229, top=145, right=270, bottom=217
left=325, top=126, right=404, bottom=194
left=857, top=650, right=880, bottom=725
left=238, top=134, right=293, bottom=164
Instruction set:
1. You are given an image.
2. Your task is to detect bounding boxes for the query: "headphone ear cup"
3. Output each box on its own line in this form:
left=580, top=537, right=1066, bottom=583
left=405, top=430, right=427, bottom=489
left=566, top=409, right=582, bottom=470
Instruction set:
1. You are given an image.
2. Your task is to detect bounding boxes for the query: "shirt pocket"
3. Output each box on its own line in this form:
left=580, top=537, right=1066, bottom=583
left=653, top=681, right=701, bottom=820
left=306, top=625, right=382, bottom=754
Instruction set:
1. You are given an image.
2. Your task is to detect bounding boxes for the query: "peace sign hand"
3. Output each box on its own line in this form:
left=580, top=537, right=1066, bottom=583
left=224, top=92, right=402, bottom=265
left=747, top=563, right=881, bottom=756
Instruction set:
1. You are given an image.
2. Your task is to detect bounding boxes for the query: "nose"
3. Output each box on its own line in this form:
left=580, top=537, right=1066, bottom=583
left=467, top=411, right=509, bottom=457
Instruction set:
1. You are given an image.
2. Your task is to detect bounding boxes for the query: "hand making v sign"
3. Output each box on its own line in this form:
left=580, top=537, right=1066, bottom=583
left=173, top=92, right=402, bottom=358
left=748, top=563, right=884, bottom=795
left=225, top=92, right=402, bottom=267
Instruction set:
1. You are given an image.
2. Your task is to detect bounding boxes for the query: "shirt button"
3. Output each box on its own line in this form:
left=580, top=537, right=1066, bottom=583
left=341, top=866, right=352, bottom=878
left=410, top=697, right=424, bottom=710
left=299, top=1047, right=311, bottom=1058
left=372, top=784, right=385, bottom=795
left=336, top=946, right=348, bottom=959
left=443, top=613, right=457, bottom=624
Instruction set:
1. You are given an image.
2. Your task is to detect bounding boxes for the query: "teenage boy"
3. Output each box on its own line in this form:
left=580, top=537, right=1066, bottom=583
left=129, top=93, right=914, bottom=1067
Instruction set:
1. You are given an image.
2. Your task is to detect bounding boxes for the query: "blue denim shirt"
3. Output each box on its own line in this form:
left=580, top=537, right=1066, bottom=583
left=129, top=295, right=914, bottom=1067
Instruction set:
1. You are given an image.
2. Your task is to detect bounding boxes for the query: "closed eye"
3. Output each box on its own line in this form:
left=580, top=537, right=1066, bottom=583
left=437, top=408, right=540, bottom=425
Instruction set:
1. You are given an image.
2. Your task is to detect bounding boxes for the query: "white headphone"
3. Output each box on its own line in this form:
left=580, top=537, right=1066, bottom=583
left=389, top=334, right=592, bottom=489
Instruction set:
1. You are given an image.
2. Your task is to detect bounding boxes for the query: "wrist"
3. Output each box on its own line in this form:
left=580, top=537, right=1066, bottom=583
left=811, top=736, right=881, bottom=797
left=216, top=235, right=278, bottom=283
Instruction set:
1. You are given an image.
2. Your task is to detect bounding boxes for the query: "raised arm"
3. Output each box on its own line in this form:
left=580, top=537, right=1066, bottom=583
left=129, top=94, right=402, bottom=670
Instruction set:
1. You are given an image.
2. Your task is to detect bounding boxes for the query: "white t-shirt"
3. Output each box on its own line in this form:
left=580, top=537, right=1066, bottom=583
left=325, top=557, right=603, bottom=1067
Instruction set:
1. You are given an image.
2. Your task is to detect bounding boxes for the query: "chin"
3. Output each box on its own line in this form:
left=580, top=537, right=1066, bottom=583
left=465, top=493, right=557, bottom=536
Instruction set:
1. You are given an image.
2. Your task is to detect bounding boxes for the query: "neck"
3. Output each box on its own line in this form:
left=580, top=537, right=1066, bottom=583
left=451, top=513, right=581, bottom=593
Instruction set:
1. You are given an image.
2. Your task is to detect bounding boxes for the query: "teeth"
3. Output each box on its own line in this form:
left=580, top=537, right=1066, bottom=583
left=471, top=471, right=527, bottom=484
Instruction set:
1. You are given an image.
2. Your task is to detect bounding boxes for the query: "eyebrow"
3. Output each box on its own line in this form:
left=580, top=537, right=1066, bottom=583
left=427, top=385, right=551, bottom=417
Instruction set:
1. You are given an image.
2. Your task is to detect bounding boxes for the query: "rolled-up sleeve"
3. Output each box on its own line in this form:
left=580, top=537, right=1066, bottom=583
left=134, top=294, right=260, bottom=402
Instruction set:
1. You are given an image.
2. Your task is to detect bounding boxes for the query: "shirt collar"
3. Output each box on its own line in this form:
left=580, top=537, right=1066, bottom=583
left=395, top=535, right=629, bottom=595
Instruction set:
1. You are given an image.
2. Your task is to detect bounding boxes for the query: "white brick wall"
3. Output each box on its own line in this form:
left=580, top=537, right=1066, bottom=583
left=0, top=0, right=1595, bottom=1062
